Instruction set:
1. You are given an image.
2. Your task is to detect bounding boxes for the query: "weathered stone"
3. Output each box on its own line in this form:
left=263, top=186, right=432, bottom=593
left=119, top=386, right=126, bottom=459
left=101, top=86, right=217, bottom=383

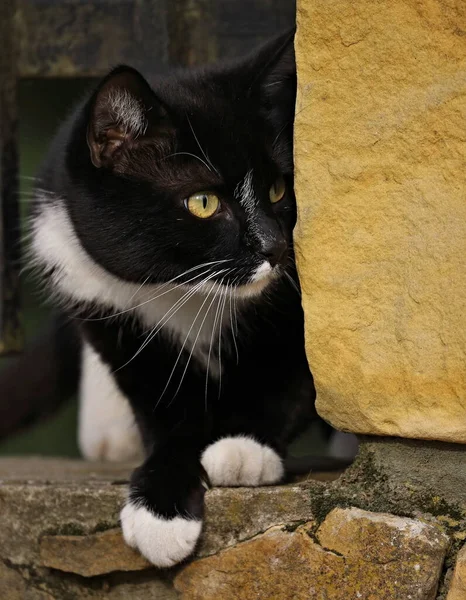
left=40, top=529, right=151, bottom=577
left=2, top=456, right=463, bottom=598
left=447, top=543, right=466, bottom=600
left=0, top=562, right=54, bottom=600
left=199, top=484, right=314, bottom=557
left=0, top=465, right=125, bottom=567
left=294, top=0, right=466, bottom=442
left=175, top=507, right=449, bottom=599
left=0, top=560, right=177, bottom=600
left=318, top=508, right=449, bottom=597
left=0, top=458, right=315, bottom=566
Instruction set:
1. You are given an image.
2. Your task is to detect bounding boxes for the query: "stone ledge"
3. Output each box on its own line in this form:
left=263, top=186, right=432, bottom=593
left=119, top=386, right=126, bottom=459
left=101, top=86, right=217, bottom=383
left=0, top=439, right=465, bottom=599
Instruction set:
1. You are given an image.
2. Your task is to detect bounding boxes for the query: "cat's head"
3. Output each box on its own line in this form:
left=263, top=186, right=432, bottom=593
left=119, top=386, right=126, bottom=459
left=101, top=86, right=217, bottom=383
left=65, top=31, right=297, bottom=299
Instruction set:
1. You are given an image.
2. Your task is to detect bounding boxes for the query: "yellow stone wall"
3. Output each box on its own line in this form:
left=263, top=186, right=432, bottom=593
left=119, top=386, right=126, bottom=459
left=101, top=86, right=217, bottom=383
left=294, top=0, right=466, bottom=442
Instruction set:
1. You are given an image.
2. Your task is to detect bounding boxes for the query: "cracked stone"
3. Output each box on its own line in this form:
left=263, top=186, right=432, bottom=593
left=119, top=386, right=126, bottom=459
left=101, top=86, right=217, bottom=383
left=39, top=529, right=151, bottom=577
left=174, top=507, right=449, bottom=600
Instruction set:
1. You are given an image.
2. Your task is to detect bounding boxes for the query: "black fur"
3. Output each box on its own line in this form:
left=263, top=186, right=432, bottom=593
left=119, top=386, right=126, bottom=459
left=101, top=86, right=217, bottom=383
left=30, top=31, right=324, bottom=556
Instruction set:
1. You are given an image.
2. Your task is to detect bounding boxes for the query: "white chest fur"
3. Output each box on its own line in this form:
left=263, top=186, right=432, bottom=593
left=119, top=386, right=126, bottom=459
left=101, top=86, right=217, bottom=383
left=30, top=198, right=232, bottom=375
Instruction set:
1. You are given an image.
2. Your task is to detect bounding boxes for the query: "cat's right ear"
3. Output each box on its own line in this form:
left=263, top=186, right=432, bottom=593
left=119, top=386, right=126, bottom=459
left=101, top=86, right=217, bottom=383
left=86, top=66, right=170, bottom=169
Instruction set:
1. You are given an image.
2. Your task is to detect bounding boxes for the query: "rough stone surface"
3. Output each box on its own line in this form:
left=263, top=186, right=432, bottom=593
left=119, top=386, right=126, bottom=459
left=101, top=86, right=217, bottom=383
left=447, top=544, right=466, bottom=600
left=40, top=529, right=151, bottom=577
left=1, top=453, right=462, bottom=598
left=0, top=562, right=54, bottom=600
left=294, top=0, right=466, bottom=442
left=200, top=484, right=314, bottom=557
left=0, top=458, right=319, bottom=598
left=175, top=507, right=449, bottom=599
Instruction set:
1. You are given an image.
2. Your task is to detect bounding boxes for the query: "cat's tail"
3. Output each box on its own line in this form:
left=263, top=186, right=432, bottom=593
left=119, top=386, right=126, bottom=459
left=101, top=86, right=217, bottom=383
left=0, top=313, right=81, bottom=441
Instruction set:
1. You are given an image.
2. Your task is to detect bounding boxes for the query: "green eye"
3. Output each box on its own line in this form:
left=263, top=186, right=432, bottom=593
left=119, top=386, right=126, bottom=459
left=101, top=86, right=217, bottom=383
left=269, top=177, right=286, bottom=204
left=186, top=192, right=219, bottom=219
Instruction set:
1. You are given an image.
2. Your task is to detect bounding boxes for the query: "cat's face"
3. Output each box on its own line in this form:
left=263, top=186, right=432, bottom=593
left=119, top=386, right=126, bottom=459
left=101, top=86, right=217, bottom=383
left=66, top=32, right=296, bottom=298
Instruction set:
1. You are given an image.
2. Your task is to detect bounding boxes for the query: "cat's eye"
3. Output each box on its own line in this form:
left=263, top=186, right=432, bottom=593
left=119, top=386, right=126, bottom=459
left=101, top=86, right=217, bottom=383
left=269, top=177, right=286, bottom=204
left=186, top=192, right=220, bottom=219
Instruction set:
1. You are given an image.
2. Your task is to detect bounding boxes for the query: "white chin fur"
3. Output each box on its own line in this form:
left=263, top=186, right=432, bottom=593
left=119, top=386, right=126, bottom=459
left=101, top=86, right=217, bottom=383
left=234, top=262, right=277, bottom=299
left=201, top=435, right=284, bottom=487
left=120, top=502, right=202, bottom=568
left=79, top=342, right=144, bottom=462
left=251, top=260, right=272, bottom=282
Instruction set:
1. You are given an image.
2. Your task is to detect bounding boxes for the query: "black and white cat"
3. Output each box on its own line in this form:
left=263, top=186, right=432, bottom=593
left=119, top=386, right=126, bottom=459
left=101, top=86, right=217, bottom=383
left=29, top=31, right=319, bottom=567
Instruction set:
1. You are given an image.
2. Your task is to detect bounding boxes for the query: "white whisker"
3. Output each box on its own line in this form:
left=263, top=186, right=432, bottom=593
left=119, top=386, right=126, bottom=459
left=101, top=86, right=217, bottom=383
left=205, top=275, right=228, bottom=403
left=157, top=269, right=232, bottom=407
left=284, top=270, right=301, bottom=296
left=186, top=114, right=220, bottom=176
left=81, top=260, right=230, bottom=322
left=229, top=281, right=239, bottom=365
left=217, top=284, right=229, bottom=400
left=168, top=282, right=220, bottom=405
left=163, top=151, right=213, bottom=174
left=114, top=269, right=228, bottom=374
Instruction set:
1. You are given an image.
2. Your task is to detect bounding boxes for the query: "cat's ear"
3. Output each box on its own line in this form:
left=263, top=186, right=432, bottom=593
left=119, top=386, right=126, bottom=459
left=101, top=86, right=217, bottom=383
left=87, top=66, right=170, bottom=169
left=251, top=31, right=296, bottom=162
left=257, top=29, right=296, bottom=98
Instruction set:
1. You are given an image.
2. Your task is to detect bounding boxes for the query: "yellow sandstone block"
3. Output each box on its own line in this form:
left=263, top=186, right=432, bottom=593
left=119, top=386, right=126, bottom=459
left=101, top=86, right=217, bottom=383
left=294, top=0, right=466, bottom=442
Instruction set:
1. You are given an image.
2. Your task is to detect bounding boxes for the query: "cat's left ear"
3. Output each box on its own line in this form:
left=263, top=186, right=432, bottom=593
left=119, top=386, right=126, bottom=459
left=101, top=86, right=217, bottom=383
left=86, top=66, right=171, bottom=169
left=253, top=29, right=296, bottom=109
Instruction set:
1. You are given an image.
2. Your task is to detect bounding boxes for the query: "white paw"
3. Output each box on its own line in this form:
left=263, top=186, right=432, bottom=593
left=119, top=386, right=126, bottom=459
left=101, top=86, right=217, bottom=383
left=79, top=342, right=144, bottom=461
left=201, top=436, right=284, bottom=487
left=120, top=502, right=202, bottom=568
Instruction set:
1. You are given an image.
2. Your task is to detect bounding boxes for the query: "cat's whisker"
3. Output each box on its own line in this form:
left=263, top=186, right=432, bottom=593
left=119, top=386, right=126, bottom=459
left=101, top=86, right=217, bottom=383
left=158, top=269, right=233, bottom=407
left=231, top=275, right=240, bottom=336
left=186, top=114, right=220, bottom=176
left=228, top=281, right=239, bottom=365
left=124, top=259, right=228, bottom=306
left=216, top=283, right=229, bottom=400
left=135, top=259, right=230, bottom=302
left=272, top=121, right=290, bottom=150
left=79, top=269, right=211, bottom=323
left=130, top=268, right=230, bottom=370
left=272, top=102, right=312, bottom=150
left=168, top=281, right=220, bottom=405
left=203, top=285, right=224, bottom=412
left=283, top=269, right=301, bottom=296
left=162, top=151, right=213, bottom=174
left=79, top=261, right=231, bottom=323
left=116, top=283, right=201, bottom=370
left=117, top=269, right=228, bottom=373
left=205, top=273, right=229, bottom=404
left=138, top=274, right=217, bottom=339
left=124, top=272, right=154, bottom=307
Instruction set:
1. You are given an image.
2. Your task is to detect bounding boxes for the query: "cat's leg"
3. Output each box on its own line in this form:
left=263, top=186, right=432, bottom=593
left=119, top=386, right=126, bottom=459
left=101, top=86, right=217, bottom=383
left=81, top=325, right=210, bottom=567
left=200, top=375, right=312, bottom=488
left=78, top=342, right=144, bottom=461
left=120, top=428, right=207, bottom=567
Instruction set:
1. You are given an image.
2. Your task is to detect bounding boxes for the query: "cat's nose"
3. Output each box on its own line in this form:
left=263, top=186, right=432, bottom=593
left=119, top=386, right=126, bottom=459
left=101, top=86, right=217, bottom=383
left=259, top=236, right=288, bottom=267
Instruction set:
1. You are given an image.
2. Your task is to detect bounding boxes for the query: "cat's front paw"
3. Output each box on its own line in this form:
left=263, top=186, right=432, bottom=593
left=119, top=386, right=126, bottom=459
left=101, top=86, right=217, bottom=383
left=120, top=501, right=202, bottom=568
left=201, top=435, right=284, bottom=487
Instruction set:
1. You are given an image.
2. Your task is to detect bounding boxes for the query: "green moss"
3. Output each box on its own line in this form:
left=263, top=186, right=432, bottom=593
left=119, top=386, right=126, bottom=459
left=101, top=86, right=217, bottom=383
left=43, top=522, right=87, bottom=537
left=281, top=520, right=307, bottom=533
left=43, top=519, right=117, bottom=538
